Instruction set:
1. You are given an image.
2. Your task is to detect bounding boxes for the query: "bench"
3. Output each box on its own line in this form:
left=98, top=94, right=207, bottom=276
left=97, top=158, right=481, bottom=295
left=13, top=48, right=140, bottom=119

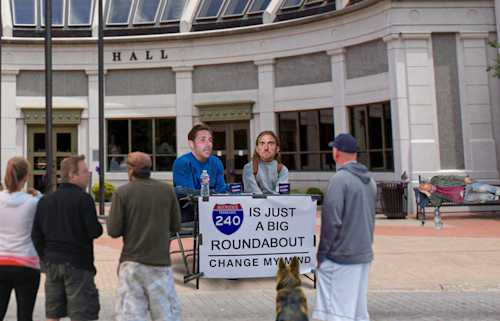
left=414, top=177, right=500, bottom=227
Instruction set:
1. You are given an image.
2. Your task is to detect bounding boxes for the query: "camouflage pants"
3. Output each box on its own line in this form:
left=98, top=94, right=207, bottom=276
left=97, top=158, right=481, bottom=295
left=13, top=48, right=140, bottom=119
left=115, top=261, right=182, bottom=321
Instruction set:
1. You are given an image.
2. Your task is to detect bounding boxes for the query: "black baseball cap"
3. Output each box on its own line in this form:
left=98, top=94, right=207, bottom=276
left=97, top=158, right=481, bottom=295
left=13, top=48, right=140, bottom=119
left=328, top=133, right=358, bottom=153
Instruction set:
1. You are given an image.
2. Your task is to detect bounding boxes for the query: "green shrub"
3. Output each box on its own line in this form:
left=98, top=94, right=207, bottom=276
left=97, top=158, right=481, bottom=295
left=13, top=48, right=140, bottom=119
left=92, top=182, right=116, bottom=202
left=305, top=187, right=324, bottom=205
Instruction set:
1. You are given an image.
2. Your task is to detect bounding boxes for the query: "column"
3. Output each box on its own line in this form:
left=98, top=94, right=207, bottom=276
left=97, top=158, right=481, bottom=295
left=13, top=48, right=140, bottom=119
left=1, top=0, right=13, bottom=37
left=1, top=70, right=19, bottom=175
left=327, top=49, right=347, bottom=135
left=263, top=0, right=286, bottom=24
left=173, top=66, right=194, bottom=156
left=383, top=34, right=411, bottom=179
left=496, top=0, right=500, bottom=42
left=180, top=0, right=202, bottom=32
left=457, top=33, right=498, bottom=178
left=255, top=59, right=276, bottom=135
left=86, top=70, right=100, bottom=184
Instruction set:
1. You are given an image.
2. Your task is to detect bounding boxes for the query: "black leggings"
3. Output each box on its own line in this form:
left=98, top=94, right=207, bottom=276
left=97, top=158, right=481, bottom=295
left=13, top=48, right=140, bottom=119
left=0, top=266, right=40, bottom=321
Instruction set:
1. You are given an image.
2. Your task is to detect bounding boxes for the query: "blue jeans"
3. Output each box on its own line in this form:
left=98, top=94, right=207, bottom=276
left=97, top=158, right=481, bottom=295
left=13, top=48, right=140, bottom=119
left=464, top=183, right=500, bottom=202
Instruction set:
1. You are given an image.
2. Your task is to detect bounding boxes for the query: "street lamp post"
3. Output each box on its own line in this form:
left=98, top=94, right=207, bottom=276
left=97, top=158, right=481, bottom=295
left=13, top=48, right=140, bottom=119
left=45, top=0, right=54, bottom=193
left=98, top=0, right=105, bottom=215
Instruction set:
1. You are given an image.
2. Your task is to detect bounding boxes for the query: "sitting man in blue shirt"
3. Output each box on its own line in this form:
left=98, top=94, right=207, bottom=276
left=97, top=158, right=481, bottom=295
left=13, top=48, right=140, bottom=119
left=173, top=124, right=228, bottom=197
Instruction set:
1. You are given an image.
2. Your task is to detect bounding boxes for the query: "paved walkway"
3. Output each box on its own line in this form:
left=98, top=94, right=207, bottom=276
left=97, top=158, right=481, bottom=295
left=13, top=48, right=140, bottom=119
left=5, top=211, right=500, bottom=320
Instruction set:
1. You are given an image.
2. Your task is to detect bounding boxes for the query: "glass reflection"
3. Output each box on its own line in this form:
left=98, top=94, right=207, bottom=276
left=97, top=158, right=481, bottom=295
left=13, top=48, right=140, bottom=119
left=69, top=0, right=92, bottom=25
left=161, top=0, right=186, bottom=21
left=197, top=0, right=224, bottom=18
left=134, top=0, right=161, bottom=24
left=248, top=0, right=271, bottom=13
left=41, top=0, right=64, bottom=25
left=108, top=0, right=133, bottom=24
left=224, top=0, right=250, bottom=16
left=12, top=0, right=36, bottom=25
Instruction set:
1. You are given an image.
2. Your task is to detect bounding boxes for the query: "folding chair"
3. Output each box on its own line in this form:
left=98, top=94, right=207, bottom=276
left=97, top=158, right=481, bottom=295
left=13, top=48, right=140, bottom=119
left=170, top=196, right=196, bottom=274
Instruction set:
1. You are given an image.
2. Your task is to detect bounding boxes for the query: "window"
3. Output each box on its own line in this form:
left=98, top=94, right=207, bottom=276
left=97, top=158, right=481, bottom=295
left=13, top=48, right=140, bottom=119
left=277, top=109, right=334, bottom=171
left=281, top=0, right=303, bottom=9
left=107, top=0, right=133, bottom=24
left=197, top=0, right=225, bottom=19
left=161, top=0, right=186, bottom=21
left=134, top=0, right=161, bottom=24
left=107, top=118, right=177, bottom=172
left=349, top=102, right=393, bottom=171
left=41, top=0, right=64, bottom=26
left=69, top=0, right=93, bottom=25
left=12, top=0, right=36, bottom=25
left=224, top=0, right=251, bottom=16
left=12, top=0, right=94, bottom=27
left=247, top=0, right=271, bottom=13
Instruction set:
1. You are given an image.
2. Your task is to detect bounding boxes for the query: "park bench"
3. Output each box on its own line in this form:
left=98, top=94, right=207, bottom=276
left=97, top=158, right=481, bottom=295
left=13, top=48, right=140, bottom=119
left=413, top=176, right=500, bottom=227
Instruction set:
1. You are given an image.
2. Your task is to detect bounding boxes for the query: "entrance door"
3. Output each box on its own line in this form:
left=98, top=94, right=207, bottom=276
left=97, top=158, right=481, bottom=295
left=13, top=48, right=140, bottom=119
left=27, top=126, right=78, bottom=191
left=209, top=122, right=250, bottom=183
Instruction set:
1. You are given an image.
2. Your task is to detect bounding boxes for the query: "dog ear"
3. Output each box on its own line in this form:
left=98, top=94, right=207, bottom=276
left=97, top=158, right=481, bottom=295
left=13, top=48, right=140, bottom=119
left=278, top=258, right=286, bottom=271
left=290, top=256, right=300, bottom=275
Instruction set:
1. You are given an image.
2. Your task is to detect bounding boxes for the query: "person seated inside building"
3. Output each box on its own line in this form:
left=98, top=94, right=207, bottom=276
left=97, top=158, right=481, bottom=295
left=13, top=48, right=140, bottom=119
left=242, top=130, right=289, bottom=194
left=173, top=124, right=228, bottom=196
left=418, top=175, right=500, bottom=205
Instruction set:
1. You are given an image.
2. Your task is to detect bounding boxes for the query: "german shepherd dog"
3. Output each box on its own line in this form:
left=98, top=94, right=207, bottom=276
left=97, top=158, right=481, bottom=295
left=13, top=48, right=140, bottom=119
left=275, top=257, right=309, bottom=321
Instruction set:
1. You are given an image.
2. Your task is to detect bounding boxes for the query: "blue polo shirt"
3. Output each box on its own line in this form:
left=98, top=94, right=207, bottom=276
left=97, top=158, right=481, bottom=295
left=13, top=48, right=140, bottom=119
left=173, top=152, right=228, bottom=194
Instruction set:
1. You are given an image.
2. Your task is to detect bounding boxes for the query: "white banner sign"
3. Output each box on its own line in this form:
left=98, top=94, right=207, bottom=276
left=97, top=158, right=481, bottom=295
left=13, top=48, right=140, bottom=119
left=198, top=195, right=317, bottom=278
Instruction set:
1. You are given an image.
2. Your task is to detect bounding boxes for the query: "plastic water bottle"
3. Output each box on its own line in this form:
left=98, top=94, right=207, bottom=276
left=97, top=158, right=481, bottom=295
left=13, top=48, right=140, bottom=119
left=200, top=170, right=210, bottom=198
left=434, top=210, right=443, bottom=230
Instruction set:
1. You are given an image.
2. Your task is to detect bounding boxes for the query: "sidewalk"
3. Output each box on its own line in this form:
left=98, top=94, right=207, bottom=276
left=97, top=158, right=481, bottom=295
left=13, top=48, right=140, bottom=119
left=5, top=211, right=500, bottom=320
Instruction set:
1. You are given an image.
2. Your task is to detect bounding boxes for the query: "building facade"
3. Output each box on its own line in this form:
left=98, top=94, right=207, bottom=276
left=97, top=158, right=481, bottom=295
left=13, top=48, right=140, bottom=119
left=1, top=0, right=499, bottom=193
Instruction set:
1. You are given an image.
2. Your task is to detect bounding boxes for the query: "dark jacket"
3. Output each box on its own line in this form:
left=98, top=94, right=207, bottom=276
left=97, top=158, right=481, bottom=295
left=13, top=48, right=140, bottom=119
left=317, top=162, right=377, bottom=265
left=31, top=183, right=103, bottom=272
left=107, top=178, right=181, bottom=266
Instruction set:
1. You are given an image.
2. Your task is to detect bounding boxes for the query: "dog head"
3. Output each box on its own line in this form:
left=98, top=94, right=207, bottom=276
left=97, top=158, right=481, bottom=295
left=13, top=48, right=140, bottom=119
left=276, top=257, right=302, bottom=291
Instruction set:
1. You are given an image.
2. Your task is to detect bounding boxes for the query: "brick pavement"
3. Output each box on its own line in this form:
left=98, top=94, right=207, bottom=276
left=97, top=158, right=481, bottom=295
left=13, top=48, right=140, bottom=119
left=5, top=212, right=500, bottom=320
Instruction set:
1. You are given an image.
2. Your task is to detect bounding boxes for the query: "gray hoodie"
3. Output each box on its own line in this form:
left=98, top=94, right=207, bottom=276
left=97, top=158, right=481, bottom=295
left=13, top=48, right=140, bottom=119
left=317, top=162, right=377, bottom=265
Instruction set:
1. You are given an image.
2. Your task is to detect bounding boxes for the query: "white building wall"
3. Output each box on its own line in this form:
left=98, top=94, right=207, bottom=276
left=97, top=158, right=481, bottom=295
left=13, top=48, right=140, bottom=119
left=457, top=33, right=499, bottom=179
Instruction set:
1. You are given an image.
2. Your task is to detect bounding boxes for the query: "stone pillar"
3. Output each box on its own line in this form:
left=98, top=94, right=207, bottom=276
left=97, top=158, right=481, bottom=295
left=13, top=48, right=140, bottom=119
left=263, top=0, right=286, bottom=24
left=180, top=0, right=202, bottom=32
left=327, top=49, right=347, bottom=135
left=255, top=59, right=276, bottom=136
left=383, top=34, right=411, bottom=179
left=1, top=70, right=19, bottom=176
left=86, top=70, right=100, bottom=184
left=173, top=66, right=194, bottom=156
left=1, top=69, right=19, bottom=175
left=495, top=0, right=500, bottom=42
left=1, top=0, right=13, bottom=37
left=457, top=33, right=498, bottom=178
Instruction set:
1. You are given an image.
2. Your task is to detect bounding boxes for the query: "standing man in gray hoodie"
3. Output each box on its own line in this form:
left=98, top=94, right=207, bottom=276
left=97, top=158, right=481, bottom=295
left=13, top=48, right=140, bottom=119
left=313, top=133, right=377, bottom=321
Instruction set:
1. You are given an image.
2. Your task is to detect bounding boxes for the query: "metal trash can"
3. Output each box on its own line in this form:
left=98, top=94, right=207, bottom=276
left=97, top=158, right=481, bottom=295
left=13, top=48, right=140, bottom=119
left=378, top=181, right=408, bottom=219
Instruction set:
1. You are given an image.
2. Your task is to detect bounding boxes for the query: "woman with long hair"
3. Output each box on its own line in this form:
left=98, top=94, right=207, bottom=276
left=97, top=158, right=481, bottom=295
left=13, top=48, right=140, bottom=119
left=0, top=157, right=42, bottom=321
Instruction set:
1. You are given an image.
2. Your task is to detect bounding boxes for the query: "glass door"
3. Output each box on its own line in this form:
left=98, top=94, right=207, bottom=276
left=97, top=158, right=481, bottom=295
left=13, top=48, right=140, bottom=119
left=209, top=122, right=250, bottom=183
left=28, top=126, right=78, bottom=191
